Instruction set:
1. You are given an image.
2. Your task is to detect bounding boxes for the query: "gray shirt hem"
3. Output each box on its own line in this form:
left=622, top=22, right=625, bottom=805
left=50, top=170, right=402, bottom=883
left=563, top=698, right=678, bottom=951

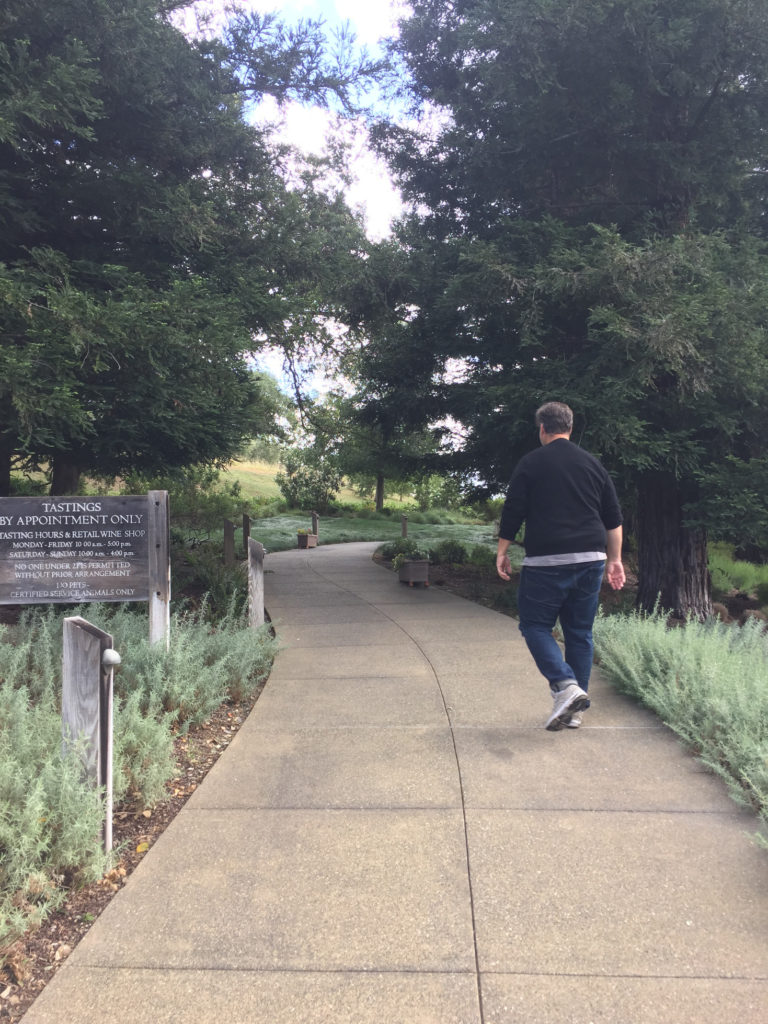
left=522, top=551, right=606, bottom=567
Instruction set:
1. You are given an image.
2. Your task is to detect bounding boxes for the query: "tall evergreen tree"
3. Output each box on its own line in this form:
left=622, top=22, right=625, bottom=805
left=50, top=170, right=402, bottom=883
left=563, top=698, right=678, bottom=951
left=330, top=239, right=448, bottom=510
left=375, top=0, right=768, bottom=617
left=0, top=0, right=370, bottom=493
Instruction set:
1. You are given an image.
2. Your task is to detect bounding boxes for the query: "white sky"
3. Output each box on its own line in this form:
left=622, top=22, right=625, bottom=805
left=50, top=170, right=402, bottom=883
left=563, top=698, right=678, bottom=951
left=177, top=0, right=408, bottom=239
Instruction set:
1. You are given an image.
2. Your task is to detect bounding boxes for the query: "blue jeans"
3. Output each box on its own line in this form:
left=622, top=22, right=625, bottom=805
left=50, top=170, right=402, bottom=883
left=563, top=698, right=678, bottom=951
left=517, top=562, right=605, bottom=693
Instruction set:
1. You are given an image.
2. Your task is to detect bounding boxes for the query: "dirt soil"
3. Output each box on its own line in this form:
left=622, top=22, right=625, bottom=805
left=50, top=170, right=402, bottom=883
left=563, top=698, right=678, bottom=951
left=1, top=558, right=762, bottom=1020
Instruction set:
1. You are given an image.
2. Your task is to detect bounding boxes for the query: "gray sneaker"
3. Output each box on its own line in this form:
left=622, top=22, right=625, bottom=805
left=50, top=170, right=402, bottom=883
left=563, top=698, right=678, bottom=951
left=545, top=683, right=590, bottom=731
left=565, top=714, right=582, bottom=729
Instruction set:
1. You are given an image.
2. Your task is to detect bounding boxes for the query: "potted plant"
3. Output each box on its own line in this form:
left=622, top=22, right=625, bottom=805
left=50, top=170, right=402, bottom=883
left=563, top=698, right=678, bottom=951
left=392, top=550, right=430, bottom=586
left=297, top=528, right=318, bottom=549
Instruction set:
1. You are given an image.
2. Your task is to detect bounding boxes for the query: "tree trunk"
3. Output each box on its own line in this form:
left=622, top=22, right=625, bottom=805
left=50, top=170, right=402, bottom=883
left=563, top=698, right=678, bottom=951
left=0, top=438, right=12, bottom=496
left=375, top=472, right=385, bottom=513
left=50, top=455, right=82, bottom=495
left=636, top=472, right=712, bottom=620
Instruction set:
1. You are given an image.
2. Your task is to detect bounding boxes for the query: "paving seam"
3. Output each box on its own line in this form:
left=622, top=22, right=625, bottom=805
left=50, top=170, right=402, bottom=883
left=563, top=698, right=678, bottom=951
left=237, top=722, right=665, bottom=731
left=60, top=963, right=768, bottom=981
left=462, top=807, right=754, bottom=817
left=183, top=805, right=465, bottom=812
left=479, top=969, right=768, bottom=981
left=290, top=556, right=489, bottom=1024
left=64, top=964, right=480, bottom=977
left=178, top=805, right=740, bottom=814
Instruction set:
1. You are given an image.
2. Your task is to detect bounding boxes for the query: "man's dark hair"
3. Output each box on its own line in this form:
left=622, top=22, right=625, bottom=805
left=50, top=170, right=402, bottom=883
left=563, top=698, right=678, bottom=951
left=535, top=402, right=573, bottom=435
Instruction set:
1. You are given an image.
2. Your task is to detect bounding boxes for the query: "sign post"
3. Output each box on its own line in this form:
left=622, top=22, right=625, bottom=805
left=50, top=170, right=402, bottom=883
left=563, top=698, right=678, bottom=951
left=61, top=616, right=121, bottom=852
left=223, top=518, right=236, bottom=567
left=147, top=491, right=170, bottom=647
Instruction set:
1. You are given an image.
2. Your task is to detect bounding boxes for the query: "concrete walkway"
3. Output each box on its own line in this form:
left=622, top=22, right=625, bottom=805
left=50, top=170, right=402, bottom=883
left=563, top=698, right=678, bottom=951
left=23, top=542, right=768, bottom=1023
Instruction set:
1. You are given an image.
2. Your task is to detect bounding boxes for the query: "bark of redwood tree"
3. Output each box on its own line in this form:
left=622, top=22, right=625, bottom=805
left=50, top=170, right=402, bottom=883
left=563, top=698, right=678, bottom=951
left=636, top=471, right=713, bottom=620
left=0, top=439, right=11, bottom=496
left=50, top=455, right=82, bottom=496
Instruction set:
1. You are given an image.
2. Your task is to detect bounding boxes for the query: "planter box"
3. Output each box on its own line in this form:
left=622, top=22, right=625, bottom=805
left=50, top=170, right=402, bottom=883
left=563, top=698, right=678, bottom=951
left=297, top=533, right=318, bottom=549
left=398, top=559, right=429, bottom=586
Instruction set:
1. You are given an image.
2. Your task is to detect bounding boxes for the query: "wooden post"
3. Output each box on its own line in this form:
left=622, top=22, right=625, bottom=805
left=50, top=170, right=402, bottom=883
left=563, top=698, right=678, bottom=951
left=242, top=513, right=251, bottom=556
left=248, top=539, right=265, bottom=628
left=223, top=518, right=236, bottom=567
left=62, top=617, right=118, bottom=853
left=401, top=514, right=408, bottom=538
left=148, top=490, right=170, bottom=647
left=311, top=511, right=319, bottom=539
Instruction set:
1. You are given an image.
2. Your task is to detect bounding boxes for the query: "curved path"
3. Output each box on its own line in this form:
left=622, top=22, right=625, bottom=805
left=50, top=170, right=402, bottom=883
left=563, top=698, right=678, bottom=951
left=23, top=543, right=768, bottom=1022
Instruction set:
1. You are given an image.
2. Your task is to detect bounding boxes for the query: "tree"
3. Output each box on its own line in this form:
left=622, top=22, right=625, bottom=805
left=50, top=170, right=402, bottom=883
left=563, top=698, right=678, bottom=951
left=0, top=0, right=370, bottom=494
left=376, top=0, right=768, bottom=617
left=329, top=239, right=449, bottom=511
left=324, top=392, right=439, bottom=512
left=275, top=448, right=343, bottom=514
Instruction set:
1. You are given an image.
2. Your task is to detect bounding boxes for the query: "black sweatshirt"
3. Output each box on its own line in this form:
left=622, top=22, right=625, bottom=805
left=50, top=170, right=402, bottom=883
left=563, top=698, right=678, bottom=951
left=498, top=439, right=623, bottom=558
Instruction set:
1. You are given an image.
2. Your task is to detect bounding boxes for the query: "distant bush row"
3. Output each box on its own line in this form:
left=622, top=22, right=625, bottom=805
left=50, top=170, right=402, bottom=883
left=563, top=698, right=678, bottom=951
left=377, top=537, right=496, bottom=568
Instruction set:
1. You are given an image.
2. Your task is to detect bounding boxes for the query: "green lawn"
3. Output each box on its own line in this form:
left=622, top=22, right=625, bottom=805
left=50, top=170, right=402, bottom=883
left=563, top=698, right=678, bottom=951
left=219, top=460, right=497, bottom=552
left=247, top=514, right=498, bottom=554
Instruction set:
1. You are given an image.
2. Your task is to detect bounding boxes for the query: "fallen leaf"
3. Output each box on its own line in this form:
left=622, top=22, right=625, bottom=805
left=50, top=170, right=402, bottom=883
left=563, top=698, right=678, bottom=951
left=136, top=842, right=149, bottom=854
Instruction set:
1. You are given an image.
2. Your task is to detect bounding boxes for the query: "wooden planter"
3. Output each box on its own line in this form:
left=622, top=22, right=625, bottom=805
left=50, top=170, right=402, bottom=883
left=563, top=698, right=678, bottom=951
left=297, top=533, right=318, bottom=549
left=398, top=559, right=429, bottom=587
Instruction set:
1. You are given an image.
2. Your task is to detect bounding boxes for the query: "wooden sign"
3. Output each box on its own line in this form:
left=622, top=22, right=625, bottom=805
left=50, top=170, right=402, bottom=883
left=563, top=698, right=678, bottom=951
left=0, top=495, right=153, bottom=605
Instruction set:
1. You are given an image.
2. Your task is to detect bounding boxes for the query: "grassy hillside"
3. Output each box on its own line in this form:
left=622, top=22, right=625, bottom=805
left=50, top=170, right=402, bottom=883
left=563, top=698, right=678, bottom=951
left=223, top=459, right=361, bottom=504
left=223, top=459, right=283, bottom=501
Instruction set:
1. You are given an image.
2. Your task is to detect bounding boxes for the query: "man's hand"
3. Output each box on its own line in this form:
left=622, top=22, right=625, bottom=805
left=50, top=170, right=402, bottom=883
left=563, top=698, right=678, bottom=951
left=496, top=553, right=512, bottom=581
left=606, top=559, right=625, bottom=591
left=496, top=538, right=513, bottom=581
left=605, top=526, right=625, bottom=590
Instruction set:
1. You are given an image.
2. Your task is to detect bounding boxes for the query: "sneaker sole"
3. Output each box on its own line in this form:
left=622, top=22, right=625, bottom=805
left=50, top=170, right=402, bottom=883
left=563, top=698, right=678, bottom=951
left=545, top=694, right=589, bottom=731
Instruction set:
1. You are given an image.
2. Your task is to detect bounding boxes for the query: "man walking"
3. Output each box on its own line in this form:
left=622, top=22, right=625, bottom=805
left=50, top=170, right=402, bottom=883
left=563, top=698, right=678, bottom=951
left=496, top=402, right=625, bottom=730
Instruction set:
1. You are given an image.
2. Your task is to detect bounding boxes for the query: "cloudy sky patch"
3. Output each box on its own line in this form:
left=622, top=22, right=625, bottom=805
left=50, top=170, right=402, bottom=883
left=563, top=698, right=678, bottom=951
left=176, top=0, right=406, bottom=239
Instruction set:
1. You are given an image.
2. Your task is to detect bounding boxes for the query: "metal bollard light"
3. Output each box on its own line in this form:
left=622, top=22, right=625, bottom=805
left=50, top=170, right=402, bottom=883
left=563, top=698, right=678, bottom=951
left=102, top=648, right=122, bottom=669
